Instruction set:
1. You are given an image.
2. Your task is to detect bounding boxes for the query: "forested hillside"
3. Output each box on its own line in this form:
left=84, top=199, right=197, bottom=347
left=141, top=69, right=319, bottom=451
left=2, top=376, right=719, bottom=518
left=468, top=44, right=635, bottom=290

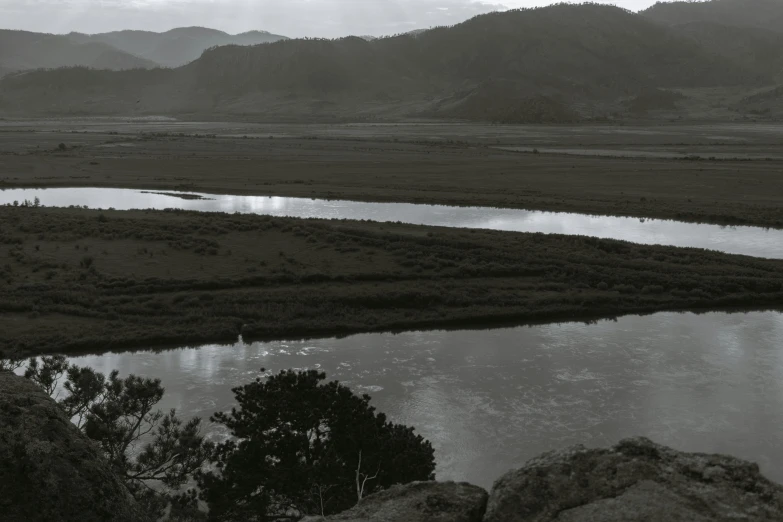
left=643, top=0, right=783, bottom=32
left=1, top=1, right=781, bottom=121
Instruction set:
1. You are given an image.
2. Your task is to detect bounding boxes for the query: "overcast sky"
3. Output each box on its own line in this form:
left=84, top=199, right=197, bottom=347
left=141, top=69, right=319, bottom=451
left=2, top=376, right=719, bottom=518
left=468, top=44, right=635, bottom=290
left=1, top=0, right=663, bottom=38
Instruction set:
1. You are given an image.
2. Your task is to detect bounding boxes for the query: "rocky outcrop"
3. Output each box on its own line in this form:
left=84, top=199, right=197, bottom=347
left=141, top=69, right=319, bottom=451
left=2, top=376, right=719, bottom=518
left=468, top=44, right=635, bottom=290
left=301, top=481, right=488, bottom=522
left=0, top=372, right=150, bottom=522
left=306, top=437, right=783, bottom=522
left=485, top=436, right=783, bottom=522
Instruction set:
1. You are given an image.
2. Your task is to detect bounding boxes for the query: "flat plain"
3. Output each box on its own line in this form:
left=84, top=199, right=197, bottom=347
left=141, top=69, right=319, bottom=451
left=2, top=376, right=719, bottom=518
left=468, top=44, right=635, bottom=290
left=2, top=120, right=783, bottom=357
left=2, top=120, right=783, bottom=228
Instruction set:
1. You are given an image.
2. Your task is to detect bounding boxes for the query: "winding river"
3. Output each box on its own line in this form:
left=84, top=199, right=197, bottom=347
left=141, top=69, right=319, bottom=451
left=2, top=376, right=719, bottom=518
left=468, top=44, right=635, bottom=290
left=6, top=187, right=783, bottom=488
left=1, top=187, right=782, bottom=258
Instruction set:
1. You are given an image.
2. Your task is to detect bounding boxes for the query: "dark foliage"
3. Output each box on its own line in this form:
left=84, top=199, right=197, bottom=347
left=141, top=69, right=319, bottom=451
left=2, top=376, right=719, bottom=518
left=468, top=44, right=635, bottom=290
left=0, top=348, right=24, bottom=371
left=199, top=369, right=435, bottom=520
left=24, top=354, right=69, bottom=395
left=20, top=355, right=213, bottom=520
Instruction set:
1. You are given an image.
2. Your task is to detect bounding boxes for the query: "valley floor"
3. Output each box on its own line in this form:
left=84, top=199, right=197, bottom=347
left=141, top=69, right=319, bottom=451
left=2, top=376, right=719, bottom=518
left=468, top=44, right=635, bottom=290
left=2, top=205, right=782, bottom=357
left=2, top=121, right=783, bottom=357
left=1, top=120, right=783, bottom=228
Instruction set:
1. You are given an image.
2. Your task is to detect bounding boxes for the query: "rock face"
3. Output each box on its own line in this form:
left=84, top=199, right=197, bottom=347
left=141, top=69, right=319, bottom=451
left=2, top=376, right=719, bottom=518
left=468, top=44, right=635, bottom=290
left=301, top=481, right=488, bottom=522
left=303, top=437, right=783, bottom=522
left=484, top=437, right=783, bottom=522
left=0, top=372, right=150, bottom=522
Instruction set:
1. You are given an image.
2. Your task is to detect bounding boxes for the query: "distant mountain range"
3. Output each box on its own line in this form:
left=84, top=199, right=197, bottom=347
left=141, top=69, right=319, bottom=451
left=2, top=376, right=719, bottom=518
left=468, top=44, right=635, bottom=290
left=0, top=26, right=289, bottom=76
left=1, top=0, right=781, bottom=122
left=0, top=30, right=157, bottom=73
left=66, top=27, right=289, bottom=68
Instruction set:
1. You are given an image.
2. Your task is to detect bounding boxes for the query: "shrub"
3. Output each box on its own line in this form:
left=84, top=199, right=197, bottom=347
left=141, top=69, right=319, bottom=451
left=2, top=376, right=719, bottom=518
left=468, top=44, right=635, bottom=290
left=21, top=356, right=213, bottom=520
left=199, top=369, right=435, bottom=520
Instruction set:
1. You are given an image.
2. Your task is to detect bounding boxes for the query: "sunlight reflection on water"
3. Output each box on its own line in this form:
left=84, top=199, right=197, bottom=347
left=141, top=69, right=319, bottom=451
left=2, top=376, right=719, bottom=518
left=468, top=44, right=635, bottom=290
left=1, top=187, right=781, bottom=258
left=65, top=311, right=783, bottom=489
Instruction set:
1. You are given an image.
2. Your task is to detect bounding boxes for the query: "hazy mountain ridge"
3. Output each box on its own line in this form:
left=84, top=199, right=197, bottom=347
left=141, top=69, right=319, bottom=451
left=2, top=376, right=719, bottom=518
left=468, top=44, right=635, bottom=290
left=0, top=29, right=157, bottom=74
left=68, top=27, right=289, bottom=67
left=0, top=26, right=289, bottom=77
left=1, top=1, right=781, bottom=121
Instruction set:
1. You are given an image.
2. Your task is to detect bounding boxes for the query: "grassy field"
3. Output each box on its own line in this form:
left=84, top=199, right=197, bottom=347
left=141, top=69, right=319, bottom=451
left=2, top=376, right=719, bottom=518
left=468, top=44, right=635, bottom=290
left=2, top=123, right=783, bottom=228
left=2, top=205, right=782, bottom=357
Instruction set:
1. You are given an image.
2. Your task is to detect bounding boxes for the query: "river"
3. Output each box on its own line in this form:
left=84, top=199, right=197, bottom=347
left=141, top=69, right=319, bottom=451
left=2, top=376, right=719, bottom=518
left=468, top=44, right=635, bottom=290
left=69, top=311, right=783, bottom=489
left=1, top=187, right=782, bottom=258
left=7, top=187, right=783, bottom=488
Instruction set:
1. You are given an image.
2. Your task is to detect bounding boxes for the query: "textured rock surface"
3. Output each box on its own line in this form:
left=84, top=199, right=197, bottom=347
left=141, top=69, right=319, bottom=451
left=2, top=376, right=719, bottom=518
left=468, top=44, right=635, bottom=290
left=0, top=372, right=150, bottom=522
left=300, top=481, right=488, bottom=522
left=484, top=436, right=783, bottom=522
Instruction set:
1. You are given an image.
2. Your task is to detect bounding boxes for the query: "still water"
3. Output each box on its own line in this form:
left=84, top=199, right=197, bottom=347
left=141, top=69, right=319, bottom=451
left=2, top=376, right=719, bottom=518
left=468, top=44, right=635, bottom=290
left=1, top=187, right=782, bottom=258
left=69, top=311, right=783, bottom=489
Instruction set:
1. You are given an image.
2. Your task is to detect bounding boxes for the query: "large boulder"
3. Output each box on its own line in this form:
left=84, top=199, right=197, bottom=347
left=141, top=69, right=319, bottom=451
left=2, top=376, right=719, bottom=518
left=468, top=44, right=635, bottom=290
left=0, top=371, right=150, bottom=522
left=484, top=436, right=783, bottom=522
left=301, top=481, right=488, bottom=522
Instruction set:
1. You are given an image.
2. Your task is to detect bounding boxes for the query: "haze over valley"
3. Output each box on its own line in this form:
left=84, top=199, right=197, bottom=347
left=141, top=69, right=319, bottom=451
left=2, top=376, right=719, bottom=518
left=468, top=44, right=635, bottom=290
left=0, top=26, right=288, bottom=73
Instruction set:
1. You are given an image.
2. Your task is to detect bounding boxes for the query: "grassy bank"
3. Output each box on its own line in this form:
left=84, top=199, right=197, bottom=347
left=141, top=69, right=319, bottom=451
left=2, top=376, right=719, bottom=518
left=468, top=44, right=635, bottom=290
left=2, top=206, right=783, bottom=357
left=3, top=130, right=783, bottom=229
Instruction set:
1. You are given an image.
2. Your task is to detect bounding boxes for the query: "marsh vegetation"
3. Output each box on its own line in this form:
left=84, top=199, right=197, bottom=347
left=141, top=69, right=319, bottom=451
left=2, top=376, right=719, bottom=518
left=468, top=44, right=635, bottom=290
left=2, top=205, right=782, bottom=357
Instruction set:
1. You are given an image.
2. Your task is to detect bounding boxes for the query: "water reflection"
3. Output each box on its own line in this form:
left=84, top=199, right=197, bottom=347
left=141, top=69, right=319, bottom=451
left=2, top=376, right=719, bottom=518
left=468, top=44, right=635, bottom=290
left=1, top=187, right=781, bottom=258
left=69, top=311, right=783, bottom=489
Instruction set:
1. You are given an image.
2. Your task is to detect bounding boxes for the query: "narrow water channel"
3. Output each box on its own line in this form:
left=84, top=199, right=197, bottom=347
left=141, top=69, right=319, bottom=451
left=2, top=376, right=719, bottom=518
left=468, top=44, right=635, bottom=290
left=66, top=311, right=783, bottom=489
left=1, top=187, right=782, bottom=258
